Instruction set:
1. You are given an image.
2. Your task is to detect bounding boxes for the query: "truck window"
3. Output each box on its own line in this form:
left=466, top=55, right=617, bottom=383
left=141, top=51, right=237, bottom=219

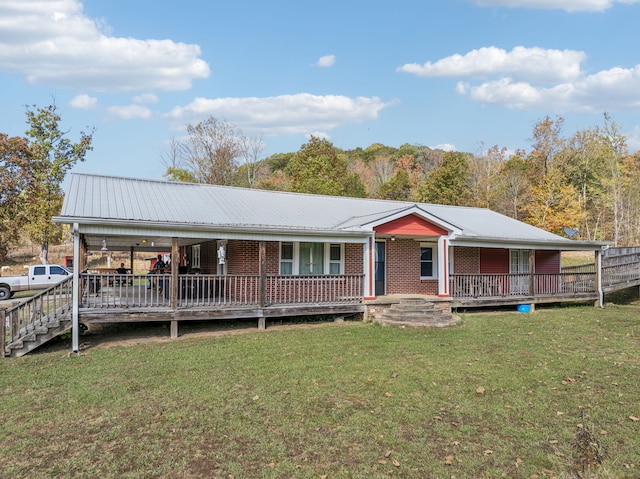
left=33, top=266, right=46, bottom=276
left=50, top=266, right=67, bottom=275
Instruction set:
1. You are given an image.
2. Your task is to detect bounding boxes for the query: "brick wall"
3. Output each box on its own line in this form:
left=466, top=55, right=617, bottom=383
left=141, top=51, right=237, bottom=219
left=385, top=239, right=438, bottom=295
left=453, top=247, right=479, bottom=274
left=345, top=243, right=363, bottom=274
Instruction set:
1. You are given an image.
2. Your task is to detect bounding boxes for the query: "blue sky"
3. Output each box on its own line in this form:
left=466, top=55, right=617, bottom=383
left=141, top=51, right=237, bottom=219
left=1, top=0, right=640, bottom=181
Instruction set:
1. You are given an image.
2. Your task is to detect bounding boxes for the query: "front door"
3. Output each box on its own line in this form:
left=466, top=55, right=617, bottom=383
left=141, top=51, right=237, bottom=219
left=510, top=249, right=530, bottom=294
left=375, top=241, right=386, bottom=296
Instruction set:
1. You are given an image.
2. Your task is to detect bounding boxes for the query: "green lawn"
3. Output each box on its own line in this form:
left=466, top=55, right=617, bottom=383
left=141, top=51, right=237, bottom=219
left=1, top=304, right=639, bottom=478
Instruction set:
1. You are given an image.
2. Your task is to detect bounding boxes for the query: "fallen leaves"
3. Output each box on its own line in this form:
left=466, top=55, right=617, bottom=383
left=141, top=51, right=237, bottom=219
left=630, top=416, right=639, bottom=422
left=476, top=386, right=485, bottom=394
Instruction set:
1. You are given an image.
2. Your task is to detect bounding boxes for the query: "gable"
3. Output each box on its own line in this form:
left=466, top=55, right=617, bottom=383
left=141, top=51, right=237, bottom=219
left=374, top=214, right=448, bottom=236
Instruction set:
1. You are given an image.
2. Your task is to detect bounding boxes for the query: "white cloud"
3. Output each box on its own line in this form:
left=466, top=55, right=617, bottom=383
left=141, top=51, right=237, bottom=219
left=459, top=65, right=640, bottom=112
left=69, top=93, right=97, bottom=109
left=434, top=143, right=457, bottom=152
left=133, top=93, right=159, bottom=104
left=0, top=0, right=210, bottom=91
left=471, top=0, right=640, bottom=12
left=107, top=104, right=153, bottom=120
left=316, top=54, right=336, bottom=67
left=403, top=45, right=640, bottom=113
left=398, top=46, right=585, bottom=83
left=306, top=131, right=331, bottom=140
left=166, top=93, right=393, bottom=135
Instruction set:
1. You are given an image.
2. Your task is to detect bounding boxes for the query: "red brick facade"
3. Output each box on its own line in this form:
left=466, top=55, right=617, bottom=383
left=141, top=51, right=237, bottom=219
left=201, top=240, right=363, bottom=276
left=384, top=239, right=438, bottom=295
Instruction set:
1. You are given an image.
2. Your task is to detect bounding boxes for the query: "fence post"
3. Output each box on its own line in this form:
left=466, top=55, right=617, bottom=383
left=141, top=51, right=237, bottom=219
left=1, top=308, right=6, bottom=357
left=259, top=241, right=266, bottom=308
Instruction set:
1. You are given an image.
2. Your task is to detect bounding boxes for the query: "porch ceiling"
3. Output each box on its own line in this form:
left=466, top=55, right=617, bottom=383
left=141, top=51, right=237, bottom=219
left=83, top=233, right=202, bottom=253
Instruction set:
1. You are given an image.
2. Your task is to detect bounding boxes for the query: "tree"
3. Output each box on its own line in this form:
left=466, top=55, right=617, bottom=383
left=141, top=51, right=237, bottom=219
left=0, top=134, right=35, bottom=262
left=378, top=169, right=411, bottom=201
left=523, top=167, right=584, bottom=235
left=413, top=151, right=472, bottom=205
left=182, top=117, right=244, bottom=185
left=286, top=136, right=351, bottom=196
left=24, top=104, right=94, bottom=264
left=494, top=152, right=530, bottom=220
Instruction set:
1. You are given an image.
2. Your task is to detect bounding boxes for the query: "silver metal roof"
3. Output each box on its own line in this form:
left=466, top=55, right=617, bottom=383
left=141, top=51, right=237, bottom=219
left=56, top=173, right=607, bottom=251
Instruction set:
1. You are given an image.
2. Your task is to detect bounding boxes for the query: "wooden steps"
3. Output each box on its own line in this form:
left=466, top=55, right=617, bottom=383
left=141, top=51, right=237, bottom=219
left=6, top=310, right=72, bottom=358
left=376, top=298, right=460, bottom=328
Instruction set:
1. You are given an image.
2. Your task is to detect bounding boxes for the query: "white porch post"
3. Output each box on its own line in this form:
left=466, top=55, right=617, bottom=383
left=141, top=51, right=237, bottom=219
left=437, top=236, right=450, bottom=297
left=72, top=223, right=80, bottom=353
left=363, top=235, right=375, bottom=300
left=596, top=248, right=604, bottom=308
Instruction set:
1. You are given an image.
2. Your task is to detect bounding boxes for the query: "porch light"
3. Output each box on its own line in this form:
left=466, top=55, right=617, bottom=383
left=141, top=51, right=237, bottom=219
left=100, top=237, right=108, bottom=252
left=142, top=238, right=148, bottom=243
left=390, top=235, right=396, bottom=241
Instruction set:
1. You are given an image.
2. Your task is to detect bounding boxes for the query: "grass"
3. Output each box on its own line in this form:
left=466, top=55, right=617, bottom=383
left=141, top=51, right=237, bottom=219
left=1, top=304, right=640, bottom=478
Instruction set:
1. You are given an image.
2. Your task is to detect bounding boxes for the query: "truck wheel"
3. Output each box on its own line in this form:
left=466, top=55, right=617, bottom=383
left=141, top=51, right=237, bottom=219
left=0, top=286, right=11, bottom=300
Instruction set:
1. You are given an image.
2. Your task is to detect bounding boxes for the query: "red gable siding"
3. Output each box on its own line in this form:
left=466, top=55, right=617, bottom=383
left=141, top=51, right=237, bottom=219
left=374, top=214, right=448, bottom=236
left=479, top=248, right=509, bottom=274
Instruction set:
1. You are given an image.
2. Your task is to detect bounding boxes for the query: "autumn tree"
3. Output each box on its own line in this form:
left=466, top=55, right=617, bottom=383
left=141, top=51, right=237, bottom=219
left=493, top=152, right=530, bottom=220
left=468, top=145, right=506, bottom=209
left=523, top=167, right=584, bottom=235
left=24, top=104, right=94, bottom=264
left=0, top=134, right=35, bottom=262
left=529, top=115, right=565, bottom=181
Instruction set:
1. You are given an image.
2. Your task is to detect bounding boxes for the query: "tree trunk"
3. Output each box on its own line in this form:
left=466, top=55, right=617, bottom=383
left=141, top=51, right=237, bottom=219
left=39, top=242, right=49, bottom=264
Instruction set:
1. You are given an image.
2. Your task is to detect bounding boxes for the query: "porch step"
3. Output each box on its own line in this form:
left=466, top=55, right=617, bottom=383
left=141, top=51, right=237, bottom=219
left=377, top=298, right=460, bottom=328
left=7, top=316, right=73, bottom=358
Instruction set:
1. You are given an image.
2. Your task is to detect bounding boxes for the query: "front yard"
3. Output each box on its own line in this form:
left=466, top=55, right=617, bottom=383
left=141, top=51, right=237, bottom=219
left=1, top=303, right=639, bottom=478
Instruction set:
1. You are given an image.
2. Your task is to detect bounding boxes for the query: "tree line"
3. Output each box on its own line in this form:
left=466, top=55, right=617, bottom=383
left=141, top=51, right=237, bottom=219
left=2, top=107, right=638, bottom=266
left=164, top=114, right=640, bottom=246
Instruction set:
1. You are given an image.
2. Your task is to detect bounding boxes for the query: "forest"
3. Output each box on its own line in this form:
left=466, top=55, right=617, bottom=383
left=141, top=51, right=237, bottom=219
left=163, top=114, right=640, bottom=246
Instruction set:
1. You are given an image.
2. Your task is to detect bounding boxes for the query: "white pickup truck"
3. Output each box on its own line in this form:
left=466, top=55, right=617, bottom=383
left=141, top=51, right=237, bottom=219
left=0, top=264, right=72, bottom=300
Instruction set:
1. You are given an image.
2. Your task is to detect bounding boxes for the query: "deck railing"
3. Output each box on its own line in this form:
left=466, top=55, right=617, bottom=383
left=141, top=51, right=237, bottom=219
left=4, top=276, right=73, bottom=349
left=602, top=257, right=640, bottom=287
left=450, top=272, right=596, bottom=299
left=266, top=274, right=364, bottom=305
left=80, top=273, right=364, bottom=309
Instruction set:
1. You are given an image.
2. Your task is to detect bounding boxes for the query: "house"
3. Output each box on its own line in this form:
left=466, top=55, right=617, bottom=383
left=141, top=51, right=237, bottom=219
left=40, top=172, right=611, bottom=354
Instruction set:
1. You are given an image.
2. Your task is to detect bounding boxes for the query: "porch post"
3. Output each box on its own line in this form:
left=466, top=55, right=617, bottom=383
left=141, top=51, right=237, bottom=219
left=363, top=235, right=375, bottom=300
left=170, top=237, right=179, bottom=338
left=72, top=223, right=80, bottom=353
left=258, top=241, right=266, bottom=329
left=437, top=236, right=449, bottom=297
left=596, top=249, right=603, bottom=308
left=528, top=250, right=536, bottom=296
left=129, top=246, right=134, bottom=273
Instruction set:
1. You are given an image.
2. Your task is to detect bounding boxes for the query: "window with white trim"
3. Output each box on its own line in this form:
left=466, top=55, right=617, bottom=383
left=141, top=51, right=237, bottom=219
left=280, top=242, right=344, bottom=275
left=420, top=242, right=438, bottom=279
left=192, top=244, right=201, bottom=269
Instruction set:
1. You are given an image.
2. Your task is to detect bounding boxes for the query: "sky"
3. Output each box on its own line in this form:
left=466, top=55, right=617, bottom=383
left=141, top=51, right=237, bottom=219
left=1, top=0, right=640, bottom=181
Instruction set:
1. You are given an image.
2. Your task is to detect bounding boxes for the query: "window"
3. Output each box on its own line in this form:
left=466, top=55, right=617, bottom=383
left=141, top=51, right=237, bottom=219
left=50, top=266, right=68, bottom=275
left=192, top=244, right=201, bottom=269
left=420, top=243, right=438, bottom=279
left=280, top=242, right=294, bottom=274
left=33, top=266, right=45, bottom=276
left=329, top=244, right=342, bottom=274
left=280, top=242, right=344, bottom=275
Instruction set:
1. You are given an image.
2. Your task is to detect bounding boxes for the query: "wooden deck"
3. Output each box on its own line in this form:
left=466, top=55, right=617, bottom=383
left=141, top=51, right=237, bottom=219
left=5, top=250, right=640, bottom=357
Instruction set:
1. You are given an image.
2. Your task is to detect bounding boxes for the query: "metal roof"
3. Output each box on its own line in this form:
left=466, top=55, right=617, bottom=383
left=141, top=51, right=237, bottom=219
left=56, top=173, right=607, bottom=251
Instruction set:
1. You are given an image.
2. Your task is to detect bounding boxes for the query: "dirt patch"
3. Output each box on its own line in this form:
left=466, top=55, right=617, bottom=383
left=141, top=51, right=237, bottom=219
left=31, top=318, right=351, bottom=356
